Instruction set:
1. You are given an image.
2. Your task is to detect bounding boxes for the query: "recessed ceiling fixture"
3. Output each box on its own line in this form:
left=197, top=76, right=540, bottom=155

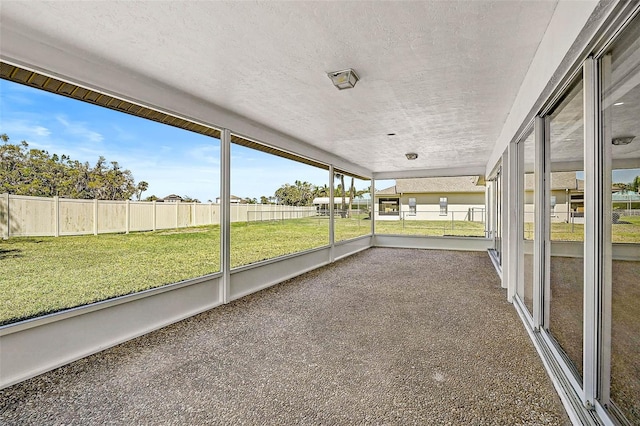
left=387, top=133, right=396, bottom=136
left=613, top=102, right=625, bottom=106
left=612, top=136, right=635, bottom=146
left=327, top=68, right=359, bottom=90
left=405, top=152, right=418, bottom=160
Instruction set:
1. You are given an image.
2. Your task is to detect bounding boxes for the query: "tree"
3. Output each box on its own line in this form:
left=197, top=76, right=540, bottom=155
left=0, top=135, right=140, bottom=200
left=274, top=180, right=315, bottom=206
left=314, top=184, right=330, bottom=198
left=335, top=173, right=346, bottom=217
left=182, top=195, right=200, bottom=203
left=144, top=195, right=159, bottom=201
left=260, top=196, right=270, bottom=204
left=614, top=182, right=630, bottom=191
left=135, top=181, right=149, bottom=201
left=632, top=176, right=640, bottom=193
left=347, top=176, right=355, bottom=217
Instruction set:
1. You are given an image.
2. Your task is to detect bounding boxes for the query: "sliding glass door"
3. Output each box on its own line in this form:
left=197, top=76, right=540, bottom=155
left=600, top=13, right=640, bottom=424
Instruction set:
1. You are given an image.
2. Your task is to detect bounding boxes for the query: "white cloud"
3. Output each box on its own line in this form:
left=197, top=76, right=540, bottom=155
left=0, top=119, right=51, bottom=140
left=187, top=144, right=220, bottom=165
left=56, top=115, right=104, bottom=143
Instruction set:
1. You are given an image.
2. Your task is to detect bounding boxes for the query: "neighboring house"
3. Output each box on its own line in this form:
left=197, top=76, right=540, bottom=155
left=612, top=190, right=640, bottom=210
left=524, top=172, right=585, bottom=223
left=160, top=194, right=183, bottom=203
left=375, top=172, right=590, bottom=223
left=215, top=195, right=243, bottom=204
left=374, top=176, right=486, bottom=221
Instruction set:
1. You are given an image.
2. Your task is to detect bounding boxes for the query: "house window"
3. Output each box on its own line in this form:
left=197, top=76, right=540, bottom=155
left=379, top=198, right=399, bottom=215
left=439, top=197, right=448, bottom=215
left=408, top=197, right=416, bottom=215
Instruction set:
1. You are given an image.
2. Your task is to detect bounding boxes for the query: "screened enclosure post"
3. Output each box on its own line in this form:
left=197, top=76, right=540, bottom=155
left=370, top=179, right=375, bottom=236
left=221, top=129, right=231, bottom=303
left=329, top=165, right=335, bottom=263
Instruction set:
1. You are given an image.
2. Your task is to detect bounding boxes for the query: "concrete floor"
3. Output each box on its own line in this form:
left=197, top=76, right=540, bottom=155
left=0, top=248, right=570, bottom=425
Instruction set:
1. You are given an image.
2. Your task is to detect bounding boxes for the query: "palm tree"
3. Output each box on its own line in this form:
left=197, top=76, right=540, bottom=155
left=135, top=181, right=149, bottom=201
left=632, top=175, right=640, bottom=193
left=315, top=184, right=330, bottom=197
left=335, top=173, right=346, bottom=218
left=347, top=176, right=355, bottom=218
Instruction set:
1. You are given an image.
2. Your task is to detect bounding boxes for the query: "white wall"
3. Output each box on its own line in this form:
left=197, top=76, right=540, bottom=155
left=487, top=0, right=601, bottom=173
left=373, top=192, right=486, bottom=222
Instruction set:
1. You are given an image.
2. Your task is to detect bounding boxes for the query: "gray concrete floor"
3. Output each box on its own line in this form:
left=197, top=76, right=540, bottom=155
left=0, top=248, right=570, bottom=425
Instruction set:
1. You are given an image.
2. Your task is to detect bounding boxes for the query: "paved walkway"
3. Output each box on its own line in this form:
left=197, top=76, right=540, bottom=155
left=0, top=248, right=569, bottom=425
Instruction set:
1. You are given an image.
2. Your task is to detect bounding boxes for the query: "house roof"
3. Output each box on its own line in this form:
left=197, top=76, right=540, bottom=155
left=377, top=176, right=485, bottom=195
left=524, top=172, right=584, bottom=191
left=612, top=190, right=640, bottom=202
left=376, top=186, right=398, bottom=196
left=162, top=194, right=183, bottom=200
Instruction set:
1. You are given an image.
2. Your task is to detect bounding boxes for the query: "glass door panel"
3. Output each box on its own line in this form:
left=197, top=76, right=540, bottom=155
left=547, top=76, right=585, bottom=381
left=518, top=130, right=535, bottom=315
left=601, top=13, right=640, bottom=424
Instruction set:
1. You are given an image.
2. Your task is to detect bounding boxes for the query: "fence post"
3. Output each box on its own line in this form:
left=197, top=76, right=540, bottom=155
left=2, top=193, right=9, bottom=239
left=54, top=196, right=60, bottom=237
left=93, top=199, right=98, bottom=235
left=191, top=202, right=196, bottom=227
left=175, top=202, right=179, bottom=229
left=152, top=200, right=157, bottom=231
left=125, top=200, right=130, bottom=234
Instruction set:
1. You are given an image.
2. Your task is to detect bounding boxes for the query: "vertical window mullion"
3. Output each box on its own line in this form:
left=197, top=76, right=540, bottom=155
left=583, top=57, right=601, bottom=407
left=534, top=115, right=549, bottom=330
left=598, top=53, right=613, bottom=409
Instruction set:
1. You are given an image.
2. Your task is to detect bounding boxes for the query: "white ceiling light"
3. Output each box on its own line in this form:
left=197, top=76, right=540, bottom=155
left=327, top=69, right=359, bottom=90
left=405, top=152, right=418, bottom=160
left=612, top=136, right=635, bottom=146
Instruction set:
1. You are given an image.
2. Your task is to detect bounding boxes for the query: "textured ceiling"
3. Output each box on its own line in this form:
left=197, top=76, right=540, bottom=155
left=0, top=1, right=560, bottom=177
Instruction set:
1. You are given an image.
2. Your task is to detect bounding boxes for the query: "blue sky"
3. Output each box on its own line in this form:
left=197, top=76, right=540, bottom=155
left=0, top=79, right=369, bottom=202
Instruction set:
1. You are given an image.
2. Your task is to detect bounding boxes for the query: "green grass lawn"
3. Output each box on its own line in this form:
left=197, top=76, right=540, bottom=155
left=523, top=215, right=640, bottom=242
left=0, top=216, right=374, bottom=325
left=3, top=215, right=637, bottom=326
left=1, top=215, right=472, bottom=325
left=375, top=219, right=486, bottom=237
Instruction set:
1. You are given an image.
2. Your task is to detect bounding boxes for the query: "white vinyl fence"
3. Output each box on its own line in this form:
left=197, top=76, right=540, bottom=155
left=0, top=194, right=317, bottom=239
